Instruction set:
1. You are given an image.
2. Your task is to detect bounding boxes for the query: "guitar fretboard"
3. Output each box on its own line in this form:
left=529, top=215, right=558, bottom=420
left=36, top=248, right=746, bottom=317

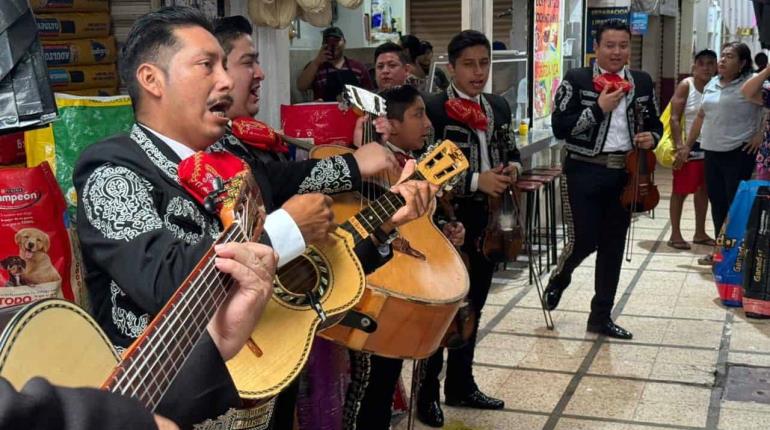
left=340, top=191, right=407, bottom=243
left=102, top=225, right=244, bottom=411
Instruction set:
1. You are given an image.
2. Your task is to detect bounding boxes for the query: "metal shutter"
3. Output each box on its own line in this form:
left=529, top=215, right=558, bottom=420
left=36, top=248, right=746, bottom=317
left=409, top=0, right=461, bottom=54
left=111, top=0, right=160, bottom=47
left=630, top=34, right=643, bottom=70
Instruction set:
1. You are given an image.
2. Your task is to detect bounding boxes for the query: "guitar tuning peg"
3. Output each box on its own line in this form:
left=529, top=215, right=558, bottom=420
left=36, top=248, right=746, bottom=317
left=212, top=177, right=224, bottom=192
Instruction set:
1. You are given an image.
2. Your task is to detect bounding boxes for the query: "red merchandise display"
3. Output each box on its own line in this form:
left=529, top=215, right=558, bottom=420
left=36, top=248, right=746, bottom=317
left=0, top=162, right=73, bottom=307
left=0, top=132, right=26, bottom=165
left=281, top=103, right=359, bottom=146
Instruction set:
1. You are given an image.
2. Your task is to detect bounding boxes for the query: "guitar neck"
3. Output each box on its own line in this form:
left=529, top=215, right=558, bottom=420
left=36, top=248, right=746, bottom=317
left=101, top=224, right=243, bottom=411
left=339, top=170, right=426, bottom=243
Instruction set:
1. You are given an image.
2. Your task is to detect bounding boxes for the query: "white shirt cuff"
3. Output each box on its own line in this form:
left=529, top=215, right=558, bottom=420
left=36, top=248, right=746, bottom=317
left=264, top=209, right=306, bottom=268
left=470, top=172, right=480, bottom=192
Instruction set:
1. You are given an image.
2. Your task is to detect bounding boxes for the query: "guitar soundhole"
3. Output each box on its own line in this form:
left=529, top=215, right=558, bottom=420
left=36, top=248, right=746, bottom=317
left=273, top=249, right=330, bottom=307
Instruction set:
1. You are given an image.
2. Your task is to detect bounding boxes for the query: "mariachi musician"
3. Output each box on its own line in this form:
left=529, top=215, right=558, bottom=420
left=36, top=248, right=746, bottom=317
left=543, top=20, right=662, bottom=340
left=418, top=30, right=520, bottom=427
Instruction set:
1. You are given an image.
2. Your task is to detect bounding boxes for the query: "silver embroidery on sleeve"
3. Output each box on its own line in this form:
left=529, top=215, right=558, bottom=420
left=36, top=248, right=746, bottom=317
left=110, top=281, right=149, bottom=339
left=556, top=80, right=573, bottom=112
left=297, top=156, right=353, bottom=194
left=164, top=196, right=208, bottom=245
left=82, top=165, right=163, bottom=241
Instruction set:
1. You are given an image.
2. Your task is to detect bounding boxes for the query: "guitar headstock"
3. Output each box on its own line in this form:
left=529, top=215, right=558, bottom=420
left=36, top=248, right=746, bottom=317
left=178, top=151, right=266, bottom=242
left=416, top=140, right=470, bottom=189
left=341, top=85, right=387, bottom=117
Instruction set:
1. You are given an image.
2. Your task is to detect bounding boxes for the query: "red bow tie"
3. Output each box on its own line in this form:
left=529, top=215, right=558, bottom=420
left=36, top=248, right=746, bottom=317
left=178, top=151, right=249, bottom=207
left=444, top=98, right=488, bottom=131
left=231, top=117, right=289, bottom=154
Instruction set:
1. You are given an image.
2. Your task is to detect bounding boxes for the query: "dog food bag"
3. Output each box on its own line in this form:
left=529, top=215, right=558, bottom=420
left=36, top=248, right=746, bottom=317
left=42, top=37, right=117, bottom=66
left=30, top=0, right=109, bottom=12
left=35, top=13, right=111, bottom=40
left=25, top=94, right=134, bottom=214
left=0, top=162, right=73, bottom=307
left=48, top=64, right=119, bottom=91
left=0, top=132, right=26, bottom=165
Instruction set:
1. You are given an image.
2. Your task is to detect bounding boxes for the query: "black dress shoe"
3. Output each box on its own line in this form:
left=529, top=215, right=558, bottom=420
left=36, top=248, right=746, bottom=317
left=445, top=388, right=504, bottom=410
left=543, top=286, right=563, bottom=311
left=586, top=320, right=633, bottom=339
left=416, top=400, right=444, bottom=428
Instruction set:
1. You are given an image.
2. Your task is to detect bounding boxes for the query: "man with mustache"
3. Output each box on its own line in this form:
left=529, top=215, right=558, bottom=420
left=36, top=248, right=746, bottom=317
left=74, top=7, right=435, bottom=429
left=543, top=20, right=662, bottom=339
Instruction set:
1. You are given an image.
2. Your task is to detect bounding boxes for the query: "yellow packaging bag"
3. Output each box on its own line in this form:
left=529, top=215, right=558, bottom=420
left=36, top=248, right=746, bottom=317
left=59, top=87, right=119, bottom=97
left=30, top=0, right=109, bottom=12
left=35, top=13, right=110, bottom=40
left=42, top=36, right=117, bottom=66
left=653, top=102, right=682, bottom=169
left=48, top=64, right=118, bottom=91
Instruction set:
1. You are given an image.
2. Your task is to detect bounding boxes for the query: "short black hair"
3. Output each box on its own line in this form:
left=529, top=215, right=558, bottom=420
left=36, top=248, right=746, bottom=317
left=595, top=19, right=631, bottom=45
left=420, top=40, right=433, bottom=53
left=447, top=30, right=490, bottom=65
left=400, top=34, right=423, bottom=63
left=374, top=42, right=411, bottom=65
left=755, top=52, right=768, bottom=67
left=379, top=85, right=422, bottom=121
left=694, top=49, right=717, bottom=62
left=722, top=42, right=754, bottom=77
left=213, top=15, right=253, bottom=55
left=121, top=6, right=213, bottom=108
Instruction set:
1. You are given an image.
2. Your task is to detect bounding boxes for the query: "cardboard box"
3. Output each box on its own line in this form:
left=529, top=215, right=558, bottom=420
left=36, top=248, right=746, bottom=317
left=30, top=0, right=109, bottom=12
left=42, top=36, right=117, bottom=66
left=35, top=13, right=110, bottom=39
left=47, top=64, right=118, bottom=90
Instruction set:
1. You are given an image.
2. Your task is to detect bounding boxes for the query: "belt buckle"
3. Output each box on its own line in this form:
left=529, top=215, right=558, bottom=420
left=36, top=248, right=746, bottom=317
left=606, top=154, right=626, bottom=169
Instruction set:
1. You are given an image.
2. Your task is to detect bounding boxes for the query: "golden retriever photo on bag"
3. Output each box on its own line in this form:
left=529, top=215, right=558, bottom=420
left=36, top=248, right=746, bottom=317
left=15, top=227, right=62, bottom=285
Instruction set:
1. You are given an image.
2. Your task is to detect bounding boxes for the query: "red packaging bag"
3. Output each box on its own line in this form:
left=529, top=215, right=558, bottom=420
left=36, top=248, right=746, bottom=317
left=593, top=73, right=633, bottom=93
left=281, top=102, right=359, bottom=146
left=0, top=162, right=73, bottom=307
left=0, top=132, right=26, bottom=165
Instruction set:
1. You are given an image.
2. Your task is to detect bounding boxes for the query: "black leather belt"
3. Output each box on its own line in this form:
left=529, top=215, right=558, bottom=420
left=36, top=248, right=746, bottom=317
left=568, top=152, right=627, bottom=169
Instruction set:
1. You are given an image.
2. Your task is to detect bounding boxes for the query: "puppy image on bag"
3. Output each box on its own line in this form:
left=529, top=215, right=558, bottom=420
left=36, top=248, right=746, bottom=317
left=0, top=256, right=27, bottom=287
left=15, top=228, right=62, bottom=285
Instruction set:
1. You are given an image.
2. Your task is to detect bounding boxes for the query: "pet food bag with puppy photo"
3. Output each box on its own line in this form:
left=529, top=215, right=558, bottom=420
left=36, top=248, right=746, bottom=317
left=0, top=162, right=73, bottom=308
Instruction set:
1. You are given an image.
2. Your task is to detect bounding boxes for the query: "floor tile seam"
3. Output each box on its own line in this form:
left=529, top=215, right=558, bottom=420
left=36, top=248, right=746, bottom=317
left=541, top=221, right=672, bottom=430
left=705, top=312, right=735, bottom=430
left=485, top=330, right=720, bottom=351
left=511, top=306, right=726, bottom=323
left=558, top=414, right=706, bottom=430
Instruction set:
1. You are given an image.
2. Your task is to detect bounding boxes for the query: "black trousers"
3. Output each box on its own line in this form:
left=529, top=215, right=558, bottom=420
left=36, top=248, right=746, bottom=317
left=704, top=147, right=755, bottom=235
left=421, top=200, right=496, bottom=399
left=547, top=157, right=630, bottom=324
left=355, top=355, right=404, bottom=430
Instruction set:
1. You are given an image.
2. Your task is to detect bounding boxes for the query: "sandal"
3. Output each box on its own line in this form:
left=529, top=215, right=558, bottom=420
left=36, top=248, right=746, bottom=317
left=667, top=240, right=691, bottom=250
left=692, top=238, right=716, bottom=247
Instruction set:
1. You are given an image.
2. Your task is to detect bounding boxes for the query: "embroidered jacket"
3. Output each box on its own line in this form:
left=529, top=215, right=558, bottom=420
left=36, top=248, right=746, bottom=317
left=74, top=125, right=242, bottom=427
left=552, top=64, right=663, bottom=156
left=423, top=86, right=521, bottom=197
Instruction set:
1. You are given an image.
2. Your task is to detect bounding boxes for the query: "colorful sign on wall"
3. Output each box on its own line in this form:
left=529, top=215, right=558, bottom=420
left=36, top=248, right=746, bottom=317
left=533, top=0, right=563, bottom=119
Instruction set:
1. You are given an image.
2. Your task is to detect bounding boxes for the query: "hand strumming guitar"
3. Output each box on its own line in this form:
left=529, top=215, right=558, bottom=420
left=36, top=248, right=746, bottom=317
left=208, top=242, right=277, bottom=361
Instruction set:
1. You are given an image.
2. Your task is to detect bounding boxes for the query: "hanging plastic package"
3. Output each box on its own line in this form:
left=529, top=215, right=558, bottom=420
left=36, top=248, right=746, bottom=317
left=0, top=1, right=58, bottom=134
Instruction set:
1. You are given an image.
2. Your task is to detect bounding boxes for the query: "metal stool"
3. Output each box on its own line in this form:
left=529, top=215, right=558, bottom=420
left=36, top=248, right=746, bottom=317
left=515, top=179, right=545, bottom=284
left=518, top=172, right=556, bottom=271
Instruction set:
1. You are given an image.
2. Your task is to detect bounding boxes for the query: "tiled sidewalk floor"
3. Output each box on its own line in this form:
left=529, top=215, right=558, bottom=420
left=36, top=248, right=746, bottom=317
left=392, top=169, right=770, bottom=430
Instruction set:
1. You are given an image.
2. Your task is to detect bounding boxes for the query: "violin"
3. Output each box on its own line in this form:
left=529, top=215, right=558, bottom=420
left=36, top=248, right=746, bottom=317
left=479, top=186, right=524, bottom=263
left=620, top=100, right=660, bottom=213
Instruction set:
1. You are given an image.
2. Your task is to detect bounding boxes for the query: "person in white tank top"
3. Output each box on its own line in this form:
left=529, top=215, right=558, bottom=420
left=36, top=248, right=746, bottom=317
left=667, top=49, right=718, bottom=251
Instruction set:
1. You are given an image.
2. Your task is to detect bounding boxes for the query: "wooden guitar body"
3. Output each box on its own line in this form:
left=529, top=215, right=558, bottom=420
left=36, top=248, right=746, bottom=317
left=228, top=227, right=366, bottom=399
left=313, top=145, right=470, bottom=359
left=0, top=299, right=118, bottom=390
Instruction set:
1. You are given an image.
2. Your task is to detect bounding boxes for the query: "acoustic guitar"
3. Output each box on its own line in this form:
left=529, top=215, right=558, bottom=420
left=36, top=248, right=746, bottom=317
left=227, top=136, right=469, bottom=398
left=316, top=85, right=471, bottom=360
left=0, top=158, right=269, bottom=416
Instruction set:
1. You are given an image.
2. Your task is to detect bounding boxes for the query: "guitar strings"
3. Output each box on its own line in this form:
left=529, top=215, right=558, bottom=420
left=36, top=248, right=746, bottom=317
left=112, top=226, right=242, bottom=408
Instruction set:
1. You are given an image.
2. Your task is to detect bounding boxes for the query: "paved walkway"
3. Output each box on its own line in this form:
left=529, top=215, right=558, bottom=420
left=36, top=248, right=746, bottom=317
left=393, top=169, right=770, bottom=430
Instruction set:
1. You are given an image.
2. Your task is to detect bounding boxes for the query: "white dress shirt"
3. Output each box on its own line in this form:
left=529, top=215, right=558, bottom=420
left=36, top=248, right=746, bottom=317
left=143, top=125, right=306, bottom=267
left=453, top=86, right=491, bottom=192
left=599, top=67, right=632, bottom=153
